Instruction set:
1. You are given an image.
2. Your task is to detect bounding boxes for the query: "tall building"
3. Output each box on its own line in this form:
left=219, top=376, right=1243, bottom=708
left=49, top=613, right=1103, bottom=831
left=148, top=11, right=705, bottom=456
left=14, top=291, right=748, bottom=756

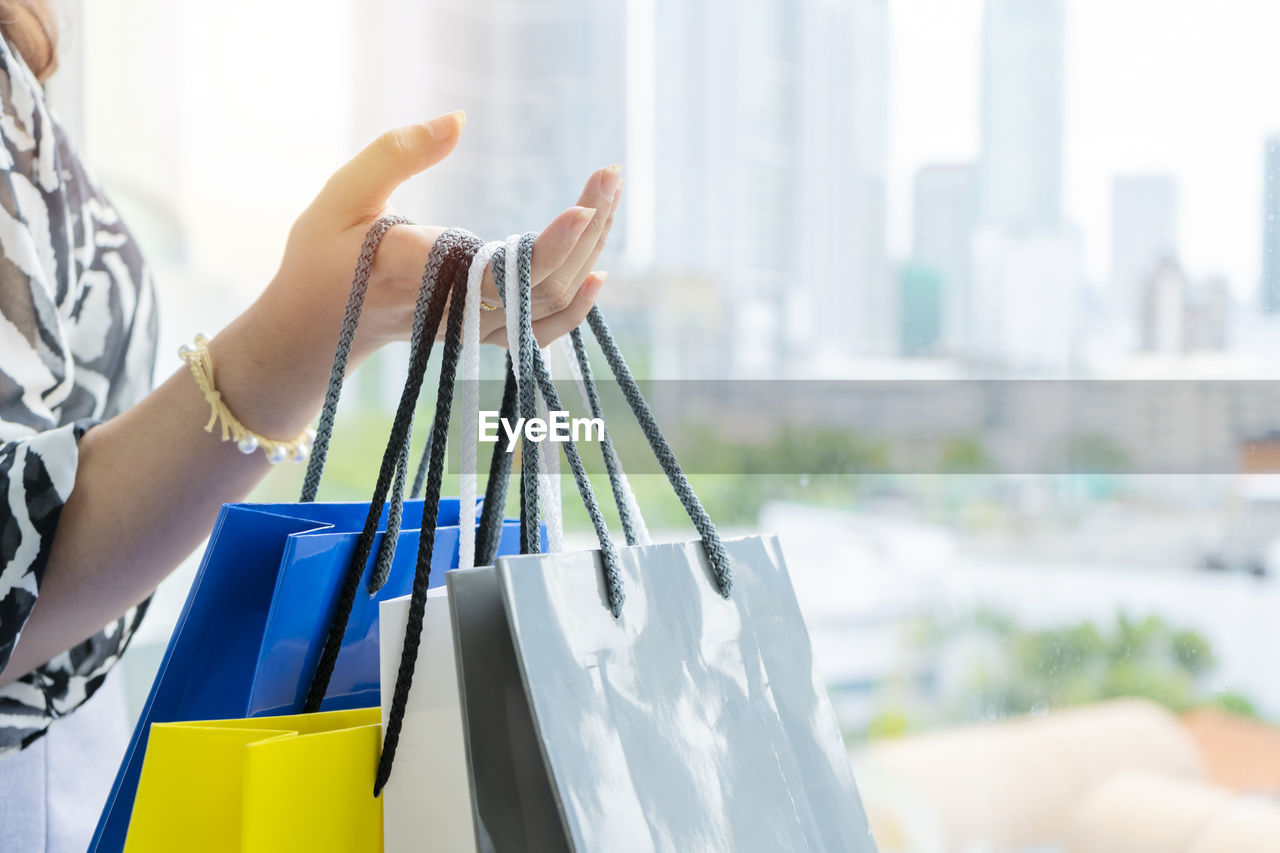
left=912, top=164, right=977, bottom=353
left=970, top=0, right=1076, bottom=371
left=977, top=0, right=1065, bottom=232
left=1262, top=136, right=1280, bottom=313
left=799, top=0, right=890, bottom=360
left=899, top=264, right=943, bottom=357
left=970, top=229, right=1081, bottom=371
left=371, top=0, right=889, bottom=377
left=398, top=2, right=629, bottom=246
left=636, top=0, right=890, bottom=372
left=1140, top=258, right=1188, bottom=354
left=1111, top=174, right=1178, bottom=340
left=1186, top=275, right=1229, bottom=352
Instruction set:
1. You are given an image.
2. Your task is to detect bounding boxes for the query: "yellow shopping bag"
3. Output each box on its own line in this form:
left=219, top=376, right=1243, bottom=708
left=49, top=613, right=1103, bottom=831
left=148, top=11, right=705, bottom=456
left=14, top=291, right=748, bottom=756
left=124, top=707, right=382, bottom=853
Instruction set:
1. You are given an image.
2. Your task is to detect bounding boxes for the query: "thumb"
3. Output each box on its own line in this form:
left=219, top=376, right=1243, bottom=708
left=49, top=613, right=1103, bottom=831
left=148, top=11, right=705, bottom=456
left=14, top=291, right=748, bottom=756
left=319, top=110, right=466, bottom=216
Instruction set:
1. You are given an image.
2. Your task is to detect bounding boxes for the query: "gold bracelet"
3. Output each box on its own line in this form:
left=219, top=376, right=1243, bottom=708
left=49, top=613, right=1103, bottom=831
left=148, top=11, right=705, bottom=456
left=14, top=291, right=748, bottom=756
left=178, top=335, right=314, bottom=464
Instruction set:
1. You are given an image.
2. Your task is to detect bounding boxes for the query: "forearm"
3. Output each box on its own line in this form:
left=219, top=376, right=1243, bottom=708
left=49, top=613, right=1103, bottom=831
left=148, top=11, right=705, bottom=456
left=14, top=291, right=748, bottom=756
left=1, top=287, right=345, bottom=687
left=0, top=120, right=620, bottom=686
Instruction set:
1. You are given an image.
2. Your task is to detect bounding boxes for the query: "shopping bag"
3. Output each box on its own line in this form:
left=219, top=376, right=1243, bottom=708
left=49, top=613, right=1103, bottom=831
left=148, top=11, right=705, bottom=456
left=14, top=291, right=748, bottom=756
left=378, top=590, right=481, bottom=852
left=92, top=502, right=483, bottom=852
left=123, top=708, right=382, bottom=853
left=371, top=238, right=874, bottom=851
left=490, top=296, right=874, bottom=849
left=496, top=535, right=875, bottom=851
left=447, top=566, right=571, bottom=851
left=374, top=234, right=621, bottom=852
left=93, top=221, right=522, bottom=852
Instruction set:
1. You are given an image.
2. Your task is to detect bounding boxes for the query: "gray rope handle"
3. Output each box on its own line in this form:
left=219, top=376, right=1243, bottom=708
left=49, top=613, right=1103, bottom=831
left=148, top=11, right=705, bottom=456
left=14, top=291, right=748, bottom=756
left=302, top=229, right=473, bottom=712
left=301, top=215, right=413, bottom=502
left=409, top=419, right=433, bottom=499
left=495, top=236, right=732, bottom=610
left=494, top=236, right=624, bottom=612
left=584, top=305, right=732, bottom=596
left=569, top=326, right=641, bottom=546
left=514, top=235, right=543, bottom=554
left=490, top=248, right=636, bottom=551
left=474, top=354, right=519, bottom=565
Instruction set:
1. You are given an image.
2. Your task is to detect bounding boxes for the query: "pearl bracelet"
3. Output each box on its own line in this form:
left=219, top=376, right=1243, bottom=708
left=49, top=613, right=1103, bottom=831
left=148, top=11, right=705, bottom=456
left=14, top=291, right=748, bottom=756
left=179, top=335, right=315, bottom=464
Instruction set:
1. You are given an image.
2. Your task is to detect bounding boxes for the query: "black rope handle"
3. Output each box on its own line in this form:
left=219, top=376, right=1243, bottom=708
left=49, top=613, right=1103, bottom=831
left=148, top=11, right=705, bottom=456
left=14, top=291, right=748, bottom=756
left=301, top=216, right=413, bottom=502
left=375, top=232, right=479, bottom=794
left=301, top=229, right=476, bottom=713
left=474, top=354, right=519, bottom=565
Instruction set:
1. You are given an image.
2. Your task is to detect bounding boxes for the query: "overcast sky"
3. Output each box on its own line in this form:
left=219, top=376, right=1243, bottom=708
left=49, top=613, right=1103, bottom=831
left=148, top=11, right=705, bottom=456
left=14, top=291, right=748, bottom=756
left=888, top=0, right=1280, bottom=299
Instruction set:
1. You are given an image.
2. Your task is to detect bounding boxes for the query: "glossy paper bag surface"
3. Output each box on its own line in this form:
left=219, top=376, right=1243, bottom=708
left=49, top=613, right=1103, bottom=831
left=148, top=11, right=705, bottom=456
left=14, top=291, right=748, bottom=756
left=246, top=499, right=480, bottom=717
left=447, top=566, right=571, bottom=852
left=124, top=708, right=381, bottom=853
left=379, top=589, right=476, bottom=853
left=93, top=498, right=466, bottom=853
left=495, top=535, right=878, bottom=853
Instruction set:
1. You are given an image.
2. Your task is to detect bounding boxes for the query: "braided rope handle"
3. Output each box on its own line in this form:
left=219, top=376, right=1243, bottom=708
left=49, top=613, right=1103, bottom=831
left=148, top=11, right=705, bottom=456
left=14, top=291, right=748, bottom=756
left=302, top=228, right=476, bottom=713
left=375, top=231, right=479, bottom=794
left=301, top=215, right=412, bottom=502
left=494, top=236, right=733, bottom=611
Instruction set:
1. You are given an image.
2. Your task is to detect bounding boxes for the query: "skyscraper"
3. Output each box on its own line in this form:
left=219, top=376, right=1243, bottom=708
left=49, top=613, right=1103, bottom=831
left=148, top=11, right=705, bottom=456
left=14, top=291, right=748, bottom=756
left=1262, top=136, right=1280, bottom=313
left=799, top=0, right=890, bottom=360
left=970, top=0, right=1075, bottom=371
left=977, top=0, right=1065, bottom=232
left=1111, top=174, right=1178, bottom=338
left=635, top=0, right=890, bottom=371
left=385, top=0, right=889, bottom=376
left=912, top=164, right=977, bottom=352
left=387, top=1, right=629, bottom=246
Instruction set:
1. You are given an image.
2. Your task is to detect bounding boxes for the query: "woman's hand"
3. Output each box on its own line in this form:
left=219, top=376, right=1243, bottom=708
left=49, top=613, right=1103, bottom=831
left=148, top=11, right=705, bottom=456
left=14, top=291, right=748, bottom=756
left=265, top=110, right=622, bottom=363
left=5, top=111, right=626, bottom=686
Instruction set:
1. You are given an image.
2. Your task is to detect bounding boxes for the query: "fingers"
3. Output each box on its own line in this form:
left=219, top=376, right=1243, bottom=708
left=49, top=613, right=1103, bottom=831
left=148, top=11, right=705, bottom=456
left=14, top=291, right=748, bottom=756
left=479, top=205, right=596, bottom=304
left=318, top=111, right=466, bottom=219
left=565, top=180, right=622, bottom=292
left=479, top=271, right=607, bottom=348
left=531, top=271, right=607, bottom=347
left=531, top=166, right=622, bottom=310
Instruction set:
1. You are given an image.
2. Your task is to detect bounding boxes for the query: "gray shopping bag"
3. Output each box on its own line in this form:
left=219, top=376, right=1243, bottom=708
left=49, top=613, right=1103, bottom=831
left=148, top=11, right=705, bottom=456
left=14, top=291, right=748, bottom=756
left=377, top=237, right=877, bottom=851
left=447, top=565, right=570, bottom=852
left=492, top=534, right=876, bottom=852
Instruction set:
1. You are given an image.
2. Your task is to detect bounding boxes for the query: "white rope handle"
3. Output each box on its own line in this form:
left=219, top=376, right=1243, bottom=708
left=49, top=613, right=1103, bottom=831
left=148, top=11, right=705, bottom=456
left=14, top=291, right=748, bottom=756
left=538, top=346, right=565, bottom=552
left=457, top=240, right=504, bottom=572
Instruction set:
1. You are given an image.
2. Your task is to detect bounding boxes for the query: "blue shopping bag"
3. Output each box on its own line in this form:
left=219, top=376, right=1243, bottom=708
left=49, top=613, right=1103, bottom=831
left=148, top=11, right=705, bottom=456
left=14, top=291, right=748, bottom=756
left=93, top=220, right=532, bottom=852
left=91, top=496, right=525, bottom=852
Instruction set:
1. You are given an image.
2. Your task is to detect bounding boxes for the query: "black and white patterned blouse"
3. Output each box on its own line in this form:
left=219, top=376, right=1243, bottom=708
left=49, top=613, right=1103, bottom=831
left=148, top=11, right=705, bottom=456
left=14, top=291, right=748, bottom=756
left=0, top=37, right=155, bottom=755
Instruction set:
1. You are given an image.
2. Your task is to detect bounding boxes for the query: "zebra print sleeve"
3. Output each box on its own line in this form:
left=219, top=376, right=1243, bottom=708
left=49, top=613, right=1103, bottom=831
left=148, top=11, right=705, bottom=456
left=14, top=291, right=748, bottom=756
left=0, top=33, right=156, bottom=754
left=0, top=425, right=151, bottom=752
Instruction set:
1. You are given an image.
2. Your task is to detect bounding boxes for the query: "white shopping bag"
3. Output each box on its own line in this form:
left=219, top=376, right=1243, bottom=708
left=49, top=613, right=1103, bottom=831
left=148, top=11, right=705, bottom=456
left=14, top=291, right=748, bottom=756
left=379, top=589, right=476, bottom=853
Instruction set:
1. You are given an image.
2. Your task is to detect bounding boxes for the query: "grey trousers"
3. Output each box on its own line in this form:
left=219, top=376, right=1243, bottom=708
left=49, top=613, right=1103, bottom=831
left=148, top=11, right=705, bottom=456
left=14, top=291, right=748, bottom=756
left=0, top=672, right=130, bottom=853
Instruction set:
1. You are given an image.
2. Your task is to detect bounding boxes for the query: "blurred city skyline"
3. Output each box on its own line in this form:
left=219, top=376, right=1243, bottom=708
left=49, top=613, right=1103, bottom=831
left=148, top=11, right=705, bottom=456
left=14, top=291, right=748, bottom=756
left=68, top=0, right=1280, bottom=379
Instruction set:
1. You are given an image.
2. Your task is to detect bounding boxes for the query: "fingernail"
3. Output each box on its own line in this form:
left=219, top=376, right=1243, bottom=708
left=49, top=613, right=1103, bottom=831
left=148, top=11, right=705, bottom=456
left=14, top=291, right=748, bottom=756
left=426, top=110, right=466, bottom=140
left=600, top=165, right=622, bottom=198
left=592, top=271, right=609, bottom=284
left=573, top=206, right=597, bottom=231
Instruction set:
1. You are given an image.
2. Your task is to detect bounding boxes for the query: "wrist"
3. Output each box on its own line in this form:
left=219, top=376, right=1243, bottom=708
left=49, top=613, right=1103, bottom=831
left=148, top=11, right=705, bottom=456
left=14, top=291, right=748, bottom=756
left=205, top=287, right=340, bottom=440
